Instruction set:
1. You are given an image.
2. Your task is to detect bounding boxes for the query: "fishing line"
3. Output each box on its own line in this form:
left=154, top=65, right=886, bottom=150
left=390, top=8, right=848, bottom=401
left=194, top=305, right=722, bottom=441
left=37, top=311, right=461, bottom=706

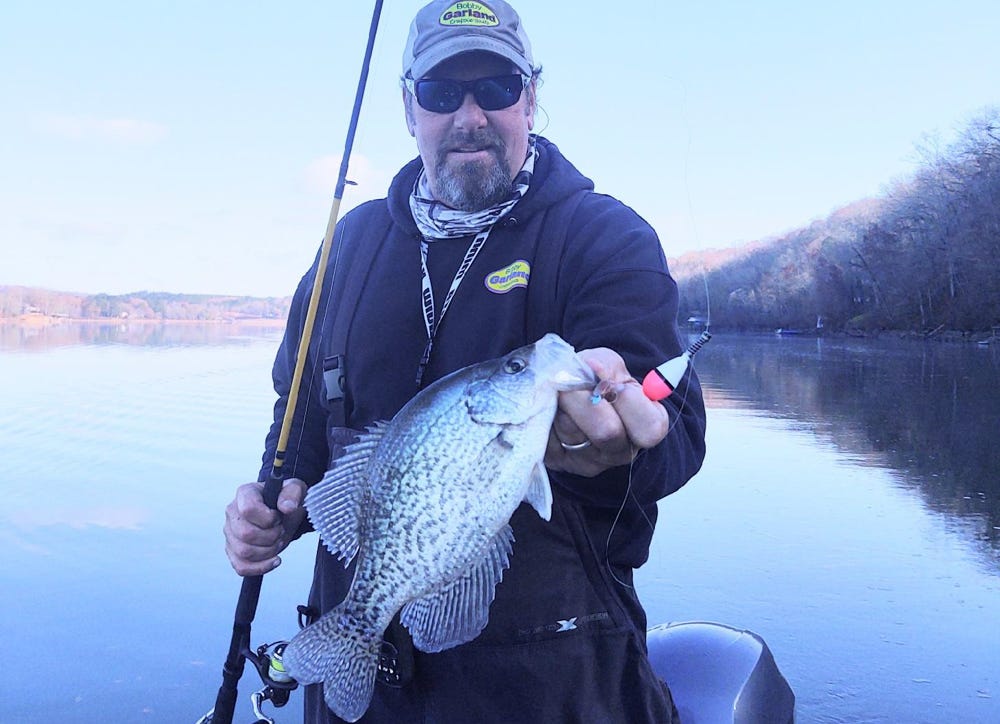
left=604, top=368, right=699, bottom=592
left=605, top=443, right=641, bottom=590
left=602, top=346, right=708, bottom=590
left=602, top=71, right=712, bottom=589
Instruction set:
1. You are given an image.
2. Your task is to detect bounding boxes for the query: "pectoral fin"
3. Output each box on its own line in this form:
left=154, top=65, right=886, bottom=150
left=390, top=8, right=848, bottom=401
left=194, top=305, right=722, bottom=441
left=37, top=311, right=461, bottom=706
left=523, top=461, right=552, bottom=521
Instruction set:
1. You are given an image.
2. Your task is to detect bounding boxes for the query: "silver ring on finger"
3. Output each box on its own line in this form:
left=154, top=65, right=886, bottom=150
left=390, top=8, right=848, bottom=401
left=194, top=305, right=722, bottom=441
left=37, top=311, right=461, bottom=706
left=559, top=439, right=592, bottom=451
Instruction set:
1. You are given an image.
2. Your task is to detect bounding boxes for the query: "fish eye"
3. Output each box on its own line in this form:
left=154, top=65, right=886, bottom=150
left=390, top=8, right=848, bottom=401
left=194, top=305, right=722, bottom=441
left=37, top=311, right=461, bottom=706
left=503, top=357, right=527, bottom=374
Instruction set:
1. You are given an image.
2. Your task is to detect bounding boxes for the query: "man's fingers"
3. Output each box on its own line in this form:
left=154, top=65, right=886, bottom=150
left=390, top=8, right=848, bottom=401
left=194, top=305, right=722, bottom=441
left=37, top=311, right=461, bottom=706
left=544, top=345, right=671, bottom=478
left=277, top=478, right=308, bottom=514
left=556, top=388, right=633, bottom=455
left=224, top=506, right=282, bottom=546
left=575, top=347, right=625, bottom=383
left=224, top=480, right=302, bottom=576
left=551, top=396, right=591, bottom=445
left=234, top=482, right=279, bottom=528
left=547, top=403, right=635, bottom=477
left=225, top=541, right=282, bottom=577
left=224, top=531, right=279, bottom=563
left=223, top=510, right=284, bottom=577
left=576, top=346, right=670, bottom=450
left=603, top=379, right=670, bottom=449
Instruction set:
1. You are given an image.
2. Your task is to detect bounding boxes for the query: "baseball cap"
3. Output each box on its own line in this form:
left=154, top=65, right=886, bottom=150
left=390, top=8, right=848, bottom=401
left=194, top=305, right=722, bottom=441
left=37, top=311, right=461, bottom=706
left=402, top=0, right=534, bottom=80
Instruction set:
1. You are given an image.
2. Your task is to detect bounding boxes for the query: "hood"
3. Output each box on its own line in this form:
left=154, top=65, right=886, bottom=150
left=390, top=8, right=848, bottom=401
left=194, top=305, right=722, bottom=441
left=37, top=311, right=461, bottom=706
left=386, top=135, right=594, bottom=235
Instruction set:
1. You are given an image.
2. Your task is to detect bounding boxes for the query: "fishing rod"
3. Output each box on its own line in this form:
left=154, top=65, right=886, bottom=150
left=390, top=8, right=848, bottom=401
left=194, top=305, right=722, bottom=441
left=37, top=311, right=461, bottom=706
left=198, top=2, right=385, bottom=723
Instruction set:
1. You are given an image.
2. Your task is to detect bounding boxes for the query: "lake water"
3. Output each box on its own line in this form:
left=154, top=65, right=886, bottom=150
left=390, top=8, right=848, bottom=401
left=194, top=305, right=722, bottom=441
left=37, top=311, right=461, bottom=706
left=2, top=324, right=998, bottom=723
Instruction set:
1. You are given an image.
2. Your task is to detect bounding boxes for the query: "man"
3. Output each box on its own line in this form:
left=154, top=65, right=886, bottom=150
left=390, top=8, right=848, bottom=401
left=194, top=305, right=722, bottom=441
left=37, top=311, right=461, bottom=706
left=224, top=1, right=706, bottom=721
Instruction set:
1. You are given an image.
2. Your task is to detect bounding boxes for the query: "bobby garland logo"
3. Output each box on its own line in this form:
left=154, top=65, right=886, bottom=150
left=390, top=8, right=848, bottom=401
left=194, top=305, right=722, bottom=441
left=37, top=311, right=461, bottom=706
left=440, top=2, right=499, bottom=26
left=485, top=259, right=530, bottom=294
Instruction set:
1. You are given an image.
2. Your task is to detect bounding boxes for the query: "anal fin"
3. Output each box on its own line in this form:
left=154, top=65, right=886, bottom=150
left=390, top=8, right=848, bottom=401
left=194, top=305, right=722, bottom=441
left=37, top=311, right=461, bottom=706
left=400, top=524, right=515, bottom=652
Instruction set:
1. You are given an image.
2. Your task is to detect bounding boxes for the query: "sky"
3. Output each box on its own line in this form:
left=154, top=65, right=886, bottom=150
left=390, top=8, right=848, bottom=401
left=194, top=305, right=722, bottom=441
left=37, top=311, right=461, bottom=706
left=2, top=0, right=999, bottom=297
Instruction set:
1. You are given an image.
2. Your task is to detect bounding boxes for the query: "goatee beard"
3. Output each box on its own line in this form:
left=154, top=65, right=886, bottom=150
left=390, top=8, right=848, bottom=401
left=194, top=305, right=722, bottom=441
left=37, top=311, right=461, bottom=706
left=432, top=133, right=512, bottom=211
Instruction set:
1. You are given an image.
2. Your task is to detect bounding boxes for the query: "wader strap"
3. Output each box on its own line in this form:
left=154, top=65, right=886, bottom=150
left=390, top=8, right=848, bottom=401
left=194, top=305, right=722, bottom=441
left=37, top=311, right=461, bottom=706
left=321, top=205, right=394, bottom=428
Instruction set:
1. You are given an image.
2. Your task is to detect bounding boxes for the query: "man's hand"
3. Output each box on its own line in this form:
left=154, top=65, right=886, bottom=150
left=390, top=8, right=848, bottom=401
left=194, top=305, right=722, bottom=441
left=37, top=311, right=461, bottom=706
left=223, top=478, right=308, bottom=576
left=545, top=348, right=670, bottom=477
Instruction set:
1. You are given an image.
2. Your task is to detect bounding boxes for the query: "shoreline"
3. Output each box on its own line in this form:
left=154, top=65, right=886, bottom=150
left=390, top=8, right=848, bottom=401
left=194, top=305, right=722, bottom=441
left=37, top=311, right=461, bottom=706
left=0, top=314, right=287, bottom=328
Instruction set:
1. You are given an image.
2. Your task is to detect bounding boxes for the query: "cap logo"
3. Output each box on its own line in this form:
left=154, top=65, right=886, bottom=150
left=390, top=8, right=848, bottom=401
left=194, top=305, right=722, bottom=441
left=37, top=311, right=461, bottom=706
left=485, top=259, right=530, bottom=294
left=440, top=2, right=499, bottom=27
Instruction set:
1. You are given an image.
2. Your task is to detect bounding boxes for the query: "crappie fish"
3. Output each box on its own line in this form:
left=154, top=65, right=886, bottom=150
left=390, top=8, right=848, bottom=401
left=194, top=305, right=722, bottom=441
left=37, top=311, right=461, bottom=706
left=281, top=333, right=597, bottom=721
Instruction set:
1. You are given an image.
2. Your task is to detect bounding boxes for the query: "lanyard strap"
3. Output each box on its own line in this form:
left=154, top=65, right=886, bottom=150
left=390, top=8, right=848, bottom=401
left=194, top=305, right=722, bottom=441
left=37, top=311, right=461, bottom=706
left=415, top=225, right=493, bottom=387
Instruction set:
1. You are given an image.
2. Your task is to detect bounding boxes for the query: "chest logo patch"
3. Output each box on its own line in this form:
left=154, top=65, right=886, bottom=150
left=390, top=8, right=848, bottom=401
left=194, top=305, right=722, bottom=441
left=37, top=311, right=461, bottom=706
left=485, top=259, right=530, bottom=294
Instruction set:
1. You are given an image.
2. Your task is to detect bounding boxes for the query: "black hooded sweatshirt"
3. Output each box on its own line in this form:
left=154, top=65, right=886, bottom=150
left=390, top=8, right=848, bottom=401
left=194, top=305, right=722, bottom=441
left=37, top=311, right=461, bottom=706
left=260, top=136, right=706, bottom=723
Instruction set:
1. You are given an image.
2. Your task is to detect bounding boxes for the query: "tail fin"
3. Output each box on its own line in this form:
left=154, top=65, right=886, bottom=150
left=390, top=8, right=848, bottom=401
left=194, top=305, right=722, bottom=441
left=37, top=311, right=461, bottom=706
left=282, top=606, right=380, bottom=722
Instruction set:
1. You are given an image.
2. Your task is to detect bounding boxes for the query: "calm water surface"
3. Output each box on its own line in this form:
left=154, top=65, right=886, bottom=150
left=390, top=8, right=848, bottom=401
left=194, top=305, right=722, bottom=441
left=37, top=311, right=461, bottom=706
left=2, top=324, right=998, bottom=723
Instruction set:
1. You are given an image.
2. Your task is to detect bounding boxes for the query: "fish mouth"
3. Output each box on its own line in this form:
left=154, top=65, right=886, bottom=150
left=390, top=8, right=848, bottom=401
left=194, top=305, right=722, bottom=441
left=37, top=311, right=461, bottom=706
left=552, top=356, right=598, bottom=390
left=534, top=334, right=598, bottom=391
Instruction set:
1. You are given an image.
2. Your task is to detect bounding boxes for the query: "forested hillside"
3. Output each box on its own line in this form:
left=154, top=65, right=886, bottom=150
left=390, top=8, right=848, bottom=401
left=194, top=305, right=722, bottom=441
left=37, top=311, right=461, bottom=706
left=672, top=107, right=1000, bottom=335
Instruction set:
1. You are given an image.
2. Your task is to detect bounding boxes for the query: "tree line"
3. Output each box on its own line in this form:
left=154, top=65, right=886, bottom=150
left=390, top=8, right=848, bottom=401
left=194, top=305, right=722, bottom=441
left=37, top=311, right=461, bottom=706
left=0, top=286, right=290, bottom=322
left=672, top=107, right=1000, bottom=335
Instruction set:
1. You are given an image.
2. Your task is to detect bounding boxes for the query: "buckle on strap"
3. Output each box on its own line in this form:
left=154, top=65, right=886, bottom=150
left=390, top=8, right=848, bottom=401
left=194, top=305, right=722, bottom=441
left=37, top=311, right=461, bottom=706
left=323, top=354, right=346, bottom=402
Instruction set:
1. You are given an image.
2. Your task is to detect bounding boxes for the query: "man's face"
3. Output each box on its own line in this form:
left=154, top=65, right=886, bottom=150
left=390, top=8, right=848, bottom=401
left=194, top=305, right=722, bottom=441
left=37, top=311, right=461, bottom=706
left=405, top=52, right=535, bottom=211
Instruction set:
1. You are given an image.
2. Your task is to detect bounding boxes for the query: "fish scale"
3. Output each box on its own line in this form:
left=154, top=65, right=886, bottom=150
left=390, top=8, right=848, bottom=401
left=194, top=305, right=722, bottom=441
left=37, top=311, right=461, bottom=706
left=367, top=410, right=501, bottom=586
left=281, top=333, right=597, bottom=722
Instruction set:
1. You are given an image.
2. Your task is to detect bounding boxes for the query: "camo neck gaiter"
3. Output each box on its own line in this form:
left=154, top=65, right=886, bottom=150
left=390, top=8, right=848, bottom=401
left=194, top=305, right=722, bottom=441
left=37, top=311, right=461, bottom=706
left=409, top=137, right=536, bottom=241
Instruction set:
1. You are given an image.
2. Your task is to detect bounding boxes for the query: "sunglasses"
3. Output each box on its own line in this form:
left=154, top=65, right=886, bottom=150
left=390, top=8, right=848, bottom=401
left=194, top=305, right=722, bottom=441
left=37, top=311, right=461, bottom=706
left=406, top=74, right=530, bottom=114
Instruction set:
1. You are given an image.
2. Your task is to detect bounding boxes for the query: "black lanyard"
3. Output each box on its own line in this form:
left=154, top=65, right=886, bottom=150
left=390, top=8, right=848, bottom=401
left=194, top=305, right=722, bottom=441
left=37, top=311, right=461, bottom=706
left=415, top=225, right=494, bottom=387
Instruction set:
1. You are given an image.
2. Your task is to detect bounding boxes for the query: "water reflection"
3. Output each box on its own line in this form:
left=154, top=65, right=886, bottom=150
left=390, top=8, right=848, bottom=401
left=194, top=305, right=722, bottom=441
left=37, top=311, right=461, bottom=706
left=2, top=324, right=997, bottom=722
left=697, top=334, right=1000, bottom=567
left=9, top=504, right=150, bottom=531
left=0, top=319, right=286, bottom=351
